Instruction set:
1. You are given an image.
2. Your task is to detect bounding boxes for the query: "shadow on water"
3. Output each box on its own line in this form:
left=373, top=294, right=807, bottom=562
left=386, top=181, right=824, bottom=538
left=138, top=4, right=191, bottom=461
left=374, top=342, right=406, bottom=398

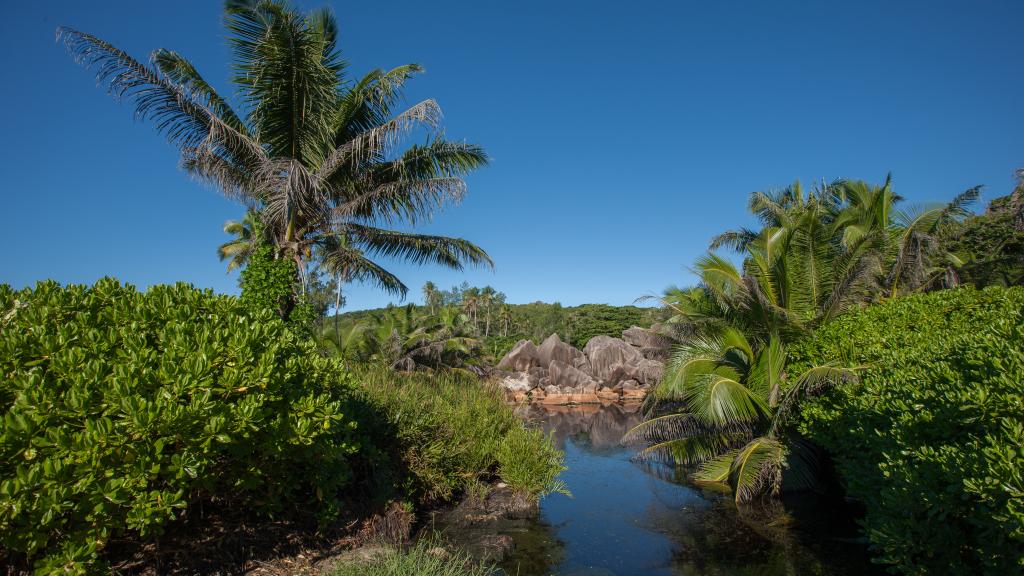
left=442, top=403, right=883, bottom=576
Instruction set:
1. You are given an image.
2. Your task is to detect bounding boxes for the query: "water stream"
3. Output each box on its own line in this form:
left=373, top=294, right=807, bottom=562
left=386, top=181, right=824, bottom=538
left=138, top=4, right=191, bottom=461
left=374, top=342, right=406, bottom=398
left=442, top=403, right=883, bottom=576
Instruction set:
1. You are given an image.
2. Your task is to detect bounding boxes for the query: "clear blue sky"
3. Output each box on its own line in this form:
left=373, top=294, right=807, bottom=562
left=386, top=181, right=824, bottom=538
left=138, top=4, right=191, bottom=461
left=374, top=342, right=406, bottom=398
left=2, top=1, right=1021, bottom=310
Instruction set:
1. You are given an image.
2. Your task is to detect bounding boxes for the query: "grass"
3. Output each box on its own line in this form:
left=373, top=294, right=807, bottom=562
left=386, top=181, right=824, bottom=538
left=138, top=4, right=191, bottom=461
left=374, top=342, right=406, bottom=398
left=329, top=541, right=494, bottom=576
left=353, top=367, right=566, bottom=502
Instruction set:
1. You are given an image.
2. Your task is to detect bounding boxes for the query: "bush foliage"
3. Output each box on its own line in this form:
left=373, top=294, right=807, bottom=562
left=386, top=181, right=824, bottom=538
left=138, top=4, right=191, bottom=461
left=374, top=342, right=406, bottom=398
left=789, top=286, right=1024, bottom=575
left=0, top=280, right=362, bottom=572
left=354, top=368, right=565, bottom=501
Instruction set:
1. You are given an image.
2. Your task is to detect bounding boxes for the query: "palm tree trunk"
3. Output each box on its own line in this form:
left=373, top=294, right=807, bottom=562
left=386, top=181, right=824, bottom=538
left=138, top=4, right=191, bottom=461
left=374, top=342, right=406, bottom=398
left=334, top=273, right=342, bottom=345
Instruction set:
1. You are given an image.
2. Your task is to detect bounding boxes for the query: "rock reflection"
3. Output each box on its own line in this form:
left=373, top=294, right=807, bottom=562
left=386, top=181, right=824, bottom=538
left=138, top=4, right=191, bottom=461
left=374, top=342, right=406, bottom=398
left=516, top=401, right=644, bottom=453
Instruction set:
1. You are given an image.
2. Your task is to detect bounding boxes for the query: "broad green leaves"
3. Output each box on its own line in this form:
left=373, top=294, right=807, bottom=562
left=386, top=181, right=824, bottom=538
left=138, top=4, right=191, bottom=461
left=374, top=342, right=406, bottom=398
left=0, top=280, right=361, bottom=572
left=791, top=286, right=1024, bottom=575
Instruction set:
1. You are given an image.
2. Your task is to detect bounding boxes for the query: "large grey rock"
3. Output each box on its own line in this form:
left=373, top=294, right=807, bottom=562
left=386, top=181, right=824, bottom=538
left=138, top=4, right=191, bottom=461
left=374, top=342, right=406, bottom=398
left=548, top=359, right=598, bottom=391
left=621, top=326, right=665, bottom=348
left=572, top=354, right=593, bottom=375
left=536, top=334, right=585, bottom=369
left=584, top=335, right=645, bottom=385
left=499, top=372, right=532, bottom=393
left=633, top=359, right=664, bottom=386
left=527, top=366, right=549, bottom=387
left=619, top=379, right=640, bottom=391
left=639, top=346, right=671, bottom=362
left=497, top=340, right=540, bottom=372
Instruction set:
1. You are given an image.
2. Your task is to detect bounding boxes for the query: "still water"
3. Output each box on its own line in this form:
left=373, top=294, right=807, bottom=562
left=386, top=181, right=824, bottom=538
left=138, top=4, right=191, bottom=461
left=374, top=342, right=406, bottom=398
left=451, top=403, right=882, bottom=576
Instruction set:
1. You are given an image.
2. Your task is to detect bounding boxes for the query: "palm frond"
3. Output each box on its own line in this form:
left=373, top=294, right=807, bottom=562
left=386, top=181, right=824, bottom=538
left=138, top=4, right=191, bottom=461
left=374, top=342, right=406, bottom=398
left=227, top=0, right=340, bottom=167
left=317, top=99, right=442, bottom=182
left=333, top=177, right=467, bottom=226
left=151, top=48, right=250, bottom=136
left=694, top=452, right=738, bottom=483
left=636, top=434, right=746, bottom=466
left=728, top=437, right=784, bottom=502
left=335, top=64, right=424, bottom=139
left=58, top=27, right=263, bottom=166
left=709, top=228, right=758, bottom=252
left=687, top=373, right=769, bottom=427
left=347, top=224, right=493, bottom=271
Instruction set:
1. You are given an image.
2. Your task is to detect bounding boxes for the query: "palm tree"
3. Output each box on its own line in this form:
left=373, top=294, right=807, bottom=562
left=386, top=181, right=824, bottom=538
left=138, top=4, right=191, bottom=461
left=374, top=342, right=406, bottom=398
left=60, top=0, right=492, bottom=315
left=627, top=329, right=856, bottom=502
left=885, top=186, right=981, bottom=296
left=480, top=286, right=496, bottom=337
left=422, top=281, right=439, bottom=315
left=639, top=176, right=977, bottom=501
left=217, top=211, right=262, bottom=272
left=694, top=177, right=979, bottom=339
left=461, top=287, right=481, bottom=334
left=351, top=304, right=478, bottom=370
left=497, top=304, right=514, bottom=337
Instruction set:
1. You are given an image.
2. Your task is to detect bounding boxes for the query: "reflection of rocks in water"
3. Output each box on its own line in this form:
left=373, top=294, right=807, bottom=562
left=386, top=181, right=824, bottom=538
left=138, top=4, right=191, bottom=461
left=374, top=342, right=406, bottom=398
left=523, top=402, right=644, bottom=452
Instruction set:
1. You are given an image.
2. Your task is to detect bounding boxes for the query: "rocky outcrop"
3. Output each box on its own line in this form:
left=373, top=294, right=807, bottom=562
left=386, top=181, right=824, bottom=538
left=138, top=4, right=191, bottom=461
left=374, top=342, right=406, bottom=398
left=536, top=334, right=584, bottom=368
left=496, top=325, right=672, bottom=405
left=496, top=340, right=540, bottom=372
left=622, top=325, right=671, bottom=349
left=584, top=336, right=645, bottom=384
left=548, top=359, right=598, bottom=391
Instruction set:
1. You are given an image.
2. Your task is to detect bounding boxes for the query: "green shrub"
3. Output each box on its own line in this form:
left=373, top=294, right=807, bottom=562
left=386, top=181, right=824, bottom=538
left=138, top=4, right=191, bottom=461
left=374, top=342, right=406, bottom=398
left=789, top=286, right=1024, bottom=575
left=354, top=368, right=565, bottom=501
left=0, top=280, right=363, bottom=573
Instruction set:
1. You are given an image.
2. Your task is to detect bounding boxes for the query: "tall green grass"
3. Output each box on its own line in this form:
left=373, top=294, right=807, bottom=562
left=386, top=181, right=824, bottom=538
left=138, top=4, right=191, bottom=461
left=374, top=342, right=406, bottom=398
left=330, top=541, right=493, bottom=576
left=354, top=367, right=565, bottom=502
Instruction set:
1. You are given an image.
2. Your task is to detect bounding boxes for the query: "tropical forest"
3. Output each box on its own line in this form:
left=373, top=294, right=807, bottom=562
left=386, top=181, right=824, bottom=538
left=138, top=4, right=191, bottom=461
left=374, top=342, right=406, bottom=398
left=1, top=1, right=1022, bottom=575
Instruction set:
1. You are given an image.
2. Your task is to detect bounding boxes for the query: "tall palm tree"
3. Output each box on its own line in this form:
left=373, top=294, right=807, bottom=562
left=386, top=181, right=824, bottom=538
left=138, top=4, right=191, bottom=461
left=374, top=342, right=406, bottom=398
left=60, top=0, right=492, bottom=313
left=217, top=210, right=262, bottom=272
left=480, top=286, right=496, bottom=337
left=497, top=304, right=514, bottom=337
left=422, top=281, right=439, bottom=315
left=461, top=287, right=481, bottom=334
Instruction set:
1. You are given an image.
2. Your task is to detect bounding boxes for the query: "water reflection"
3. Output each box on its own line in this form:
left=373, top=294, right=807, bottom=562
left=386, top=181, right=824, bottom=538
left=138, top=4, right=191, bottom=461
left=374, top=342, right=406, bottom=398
left=481, top=404, right=880, bottom=576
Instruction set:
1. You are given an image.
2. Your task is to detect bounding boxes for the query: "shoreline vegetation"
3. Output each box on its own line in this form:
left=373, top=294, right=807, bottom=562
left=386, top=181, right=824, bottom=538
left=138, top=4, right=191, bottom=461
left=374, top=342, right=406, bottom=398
left=624, top=177, right=1024, bottom=574
left=0, top=281, right=565, bottom=573
left=1, top=0, right=1021, bottom=574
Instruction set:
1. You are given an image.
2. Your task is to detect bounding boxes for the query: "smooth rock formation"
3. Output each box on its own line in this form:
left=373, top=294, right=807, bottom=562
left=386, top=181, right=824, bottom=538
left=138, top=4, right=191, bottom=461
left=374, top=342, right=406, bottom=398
left=622, top=326, right=669, bottom=349
left=496, top=327, right=669, bottom=405
left=502, top=372, right=532, bottom=393
left=548, top=359, right=598, bottom=391
left=536, top=333, right=585, bottom=368
left=635, top=358, right=665, bottom=385
left=497, top=340, right=540, bottom=372
left=584, top=336, right=645, bottom=384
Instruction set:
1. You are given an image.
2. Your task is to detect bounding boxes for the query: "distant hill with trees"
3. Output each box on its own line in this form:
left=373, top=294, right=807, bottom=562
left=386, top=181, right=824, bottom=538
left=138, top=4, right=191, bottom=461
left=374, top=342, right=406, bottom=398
left=324, top=281, right=666, bottom=363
